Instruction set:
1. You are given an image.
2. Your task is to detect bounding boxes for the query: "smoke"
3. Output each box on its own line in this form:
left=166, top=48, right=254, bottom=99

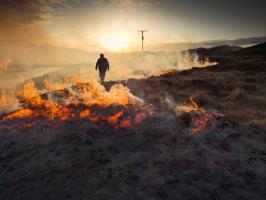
left=0, top=78, right=143, bottom=116
left=60, top=50, right=216, bottom=83
left=0, top=44, right=217, bottom=92
left=0, top=58, right=11, bottom=71
left=175, top=51, right=217, bottom=69
left=0, top=0, right=217, bottom=89
left=0, top=91, right=19, bottom=115
left=100, top=51, right=217, bottom=80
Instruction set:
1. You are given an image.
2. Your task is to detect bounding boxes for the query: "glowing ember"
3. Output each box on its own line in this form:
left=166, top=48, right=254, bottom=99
left=120, top=119, right=131, bottom=128
left=192, top=112, right=215, bottom=133
left=106, top=111, right=124, bottom=124
left=134, top=113, right=146, bottom=125
left=79, top=109, right=91, bottom=118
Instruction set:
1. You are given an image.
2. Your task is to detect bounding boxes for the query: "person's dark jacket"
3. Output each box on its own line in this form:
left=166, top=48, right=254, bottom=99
left=95, top=57, right=109, bottom=72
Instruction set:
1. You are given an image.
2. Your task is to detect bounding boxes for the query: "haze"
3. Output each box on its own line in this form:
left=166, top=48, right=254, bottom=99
left=0, top=0, right=265, bottom=88
left=1, top=0, right=265, bottom=51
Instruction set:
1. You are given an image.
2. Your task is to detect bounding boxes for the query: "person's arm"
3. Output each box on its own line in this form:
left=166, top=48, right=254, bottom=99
left=106, top=59, right=109, bottom=71
left=95, top=59, right=99, bottom=71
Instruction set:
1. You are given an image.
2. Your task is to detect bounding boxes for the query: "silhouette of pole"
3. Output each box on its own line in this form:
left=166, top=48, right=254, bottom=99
left=138, top=30, right=148, bottom=52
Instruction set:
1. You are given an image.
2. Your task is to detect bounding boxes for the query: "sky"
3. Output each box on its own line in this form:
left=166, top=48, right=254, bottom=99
left=0, top=0, right=265, bottom=51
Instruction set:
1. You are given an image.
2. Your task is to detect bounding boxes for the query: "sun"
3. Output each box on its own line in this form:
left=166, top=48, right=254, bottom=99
left=108, top=37, right=128, bottom=50
left=102, top=32, right=132, bottom=51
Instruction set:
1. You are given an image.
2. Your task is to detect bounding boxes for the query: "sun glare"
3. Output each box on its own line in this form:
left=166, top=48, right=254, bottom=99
left=107, top=37, right=128, bottom=50
left=102, top=32, right=133, bottom=51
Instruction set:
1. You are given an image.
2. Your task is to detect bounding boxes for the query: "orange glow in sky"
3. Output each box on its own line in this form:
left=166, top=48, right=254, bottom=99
left=101, top=31, right=134, bottom=51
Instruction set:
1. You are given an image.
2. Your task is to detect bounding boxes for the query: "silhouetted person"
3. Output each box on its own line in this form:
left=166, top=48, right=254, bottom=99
left=95, top=54, right=109, bottom=84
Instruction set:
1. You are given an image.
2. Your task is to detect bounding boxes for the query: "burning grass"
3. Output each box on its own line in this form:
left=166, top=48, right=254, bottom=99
left=0, top=78, right=235, bottom=134
left=0, top=81, right=155, bottom=129
left=175, top=96, right=232, bottom=133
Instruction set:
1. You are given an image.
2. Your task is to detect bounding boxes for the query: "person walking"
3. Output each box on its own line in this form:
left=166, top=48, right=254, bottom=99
left=95, top=53, right=109, bottom=84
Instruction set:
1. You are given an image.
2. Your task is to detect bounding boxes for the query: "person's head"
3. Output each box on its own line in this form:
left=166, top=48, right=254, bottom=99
left=100, top=53, right=104, bottom=58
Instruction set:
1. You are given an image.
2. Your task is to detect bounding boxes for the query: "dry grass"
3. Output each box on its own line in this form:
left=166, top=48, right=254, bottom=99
left=126, top=63, right=266, bottom=127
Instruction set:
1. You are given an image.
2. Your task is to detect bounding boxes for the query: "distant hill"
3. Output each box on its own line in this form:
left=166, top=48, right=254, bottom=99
left=199, top=36, right=266, bottom=47
left=188, top=45, right=243, bottom=56
left=209, top=45, right=243, bottom=54
left=184, top=42, right=266, bottom=65
left=147, top=36, right=266, bottom=51
left=236, top=42, right=266, bottom=55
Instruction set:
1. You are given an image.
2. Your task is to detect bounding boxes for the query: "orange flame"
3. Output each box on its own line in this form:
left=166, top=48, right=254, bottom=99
left=0, top=80, right=152, bottom=129
left=106, top=111, right=124, bottom=124
left=182, top=96, right=205, bottom=113
left=1, top=109, right=35, bottom=122
left=79, top=109, right=91, bottom=118
left=121, top=119, right=131, bottom=128
left=189, top=96, right=205, bottom=113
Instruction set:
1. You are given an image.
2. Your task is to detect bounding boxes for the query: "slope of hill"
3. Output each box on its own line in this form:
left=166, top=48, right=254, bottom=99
left=0, top=42, right=266, bottom=200
left=188, top=45, right=243, bottom=56
left=147, top=36, right=266, bottom=51
left=236, top=42, right=266, bottom=55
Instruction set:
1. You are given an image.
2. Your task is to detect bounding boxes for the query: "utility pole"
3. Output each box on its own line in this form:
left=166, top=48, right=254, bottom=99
left=138, top=30, right=148, bottom=52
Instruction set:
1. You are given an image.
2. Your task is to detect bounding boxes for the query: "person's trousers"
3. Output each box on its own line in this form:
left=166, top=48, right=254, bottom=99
left=99, top=71, right=106, bottom=83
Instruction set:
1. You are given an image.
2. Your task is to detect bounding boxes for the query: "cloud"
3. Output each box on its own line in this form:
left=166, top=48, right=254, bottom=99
left=96, top=0, right=161, bottom=7
left=0, top=0, right=68, bottom=23
left=0, top=0, right=77, bottom=45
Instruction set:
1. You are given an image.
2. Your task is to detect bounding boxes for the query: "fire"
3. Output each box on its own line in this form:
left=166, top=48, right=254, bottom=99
left=1, top=81, right=231, bottom=134
left=106, top=111, right=124, bottom=124
left=154, top=69, right=175, bottom=76
left=181, top=96, right=205, bottom=113
left=120, top=119, right=131, bottom=128
left=1, top=109, right=35, bottom=122
left=192, top=112, right=215, bottom=133
left=79, top=83, right=141, bottom=107
left=89, top=115, right=101, bottom=123
left=0, top=80, right=152, bottom=129
left=175, top=96, right=216, bottom=133
left=188, top=96, right=205, bottom=113
left=134, top=113, right=146, bottom=125
left=79, top=109, right=91, bottom=118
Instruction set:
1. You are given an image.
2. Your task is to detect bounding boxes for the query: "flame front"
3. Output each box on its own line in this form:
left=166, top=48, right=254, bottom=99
left=0, top=81, right=151, bottom=129
left=2, top=109, right=35, bottom=121
left=1, top=81, right=222, bottom=133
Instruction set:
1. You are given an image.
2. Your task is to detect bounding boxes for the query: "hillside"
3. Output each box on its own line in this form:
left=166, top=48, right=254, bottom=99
left=236, top=42, right=266, bottom=55
left=0, top=43, right=266, bottom=200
